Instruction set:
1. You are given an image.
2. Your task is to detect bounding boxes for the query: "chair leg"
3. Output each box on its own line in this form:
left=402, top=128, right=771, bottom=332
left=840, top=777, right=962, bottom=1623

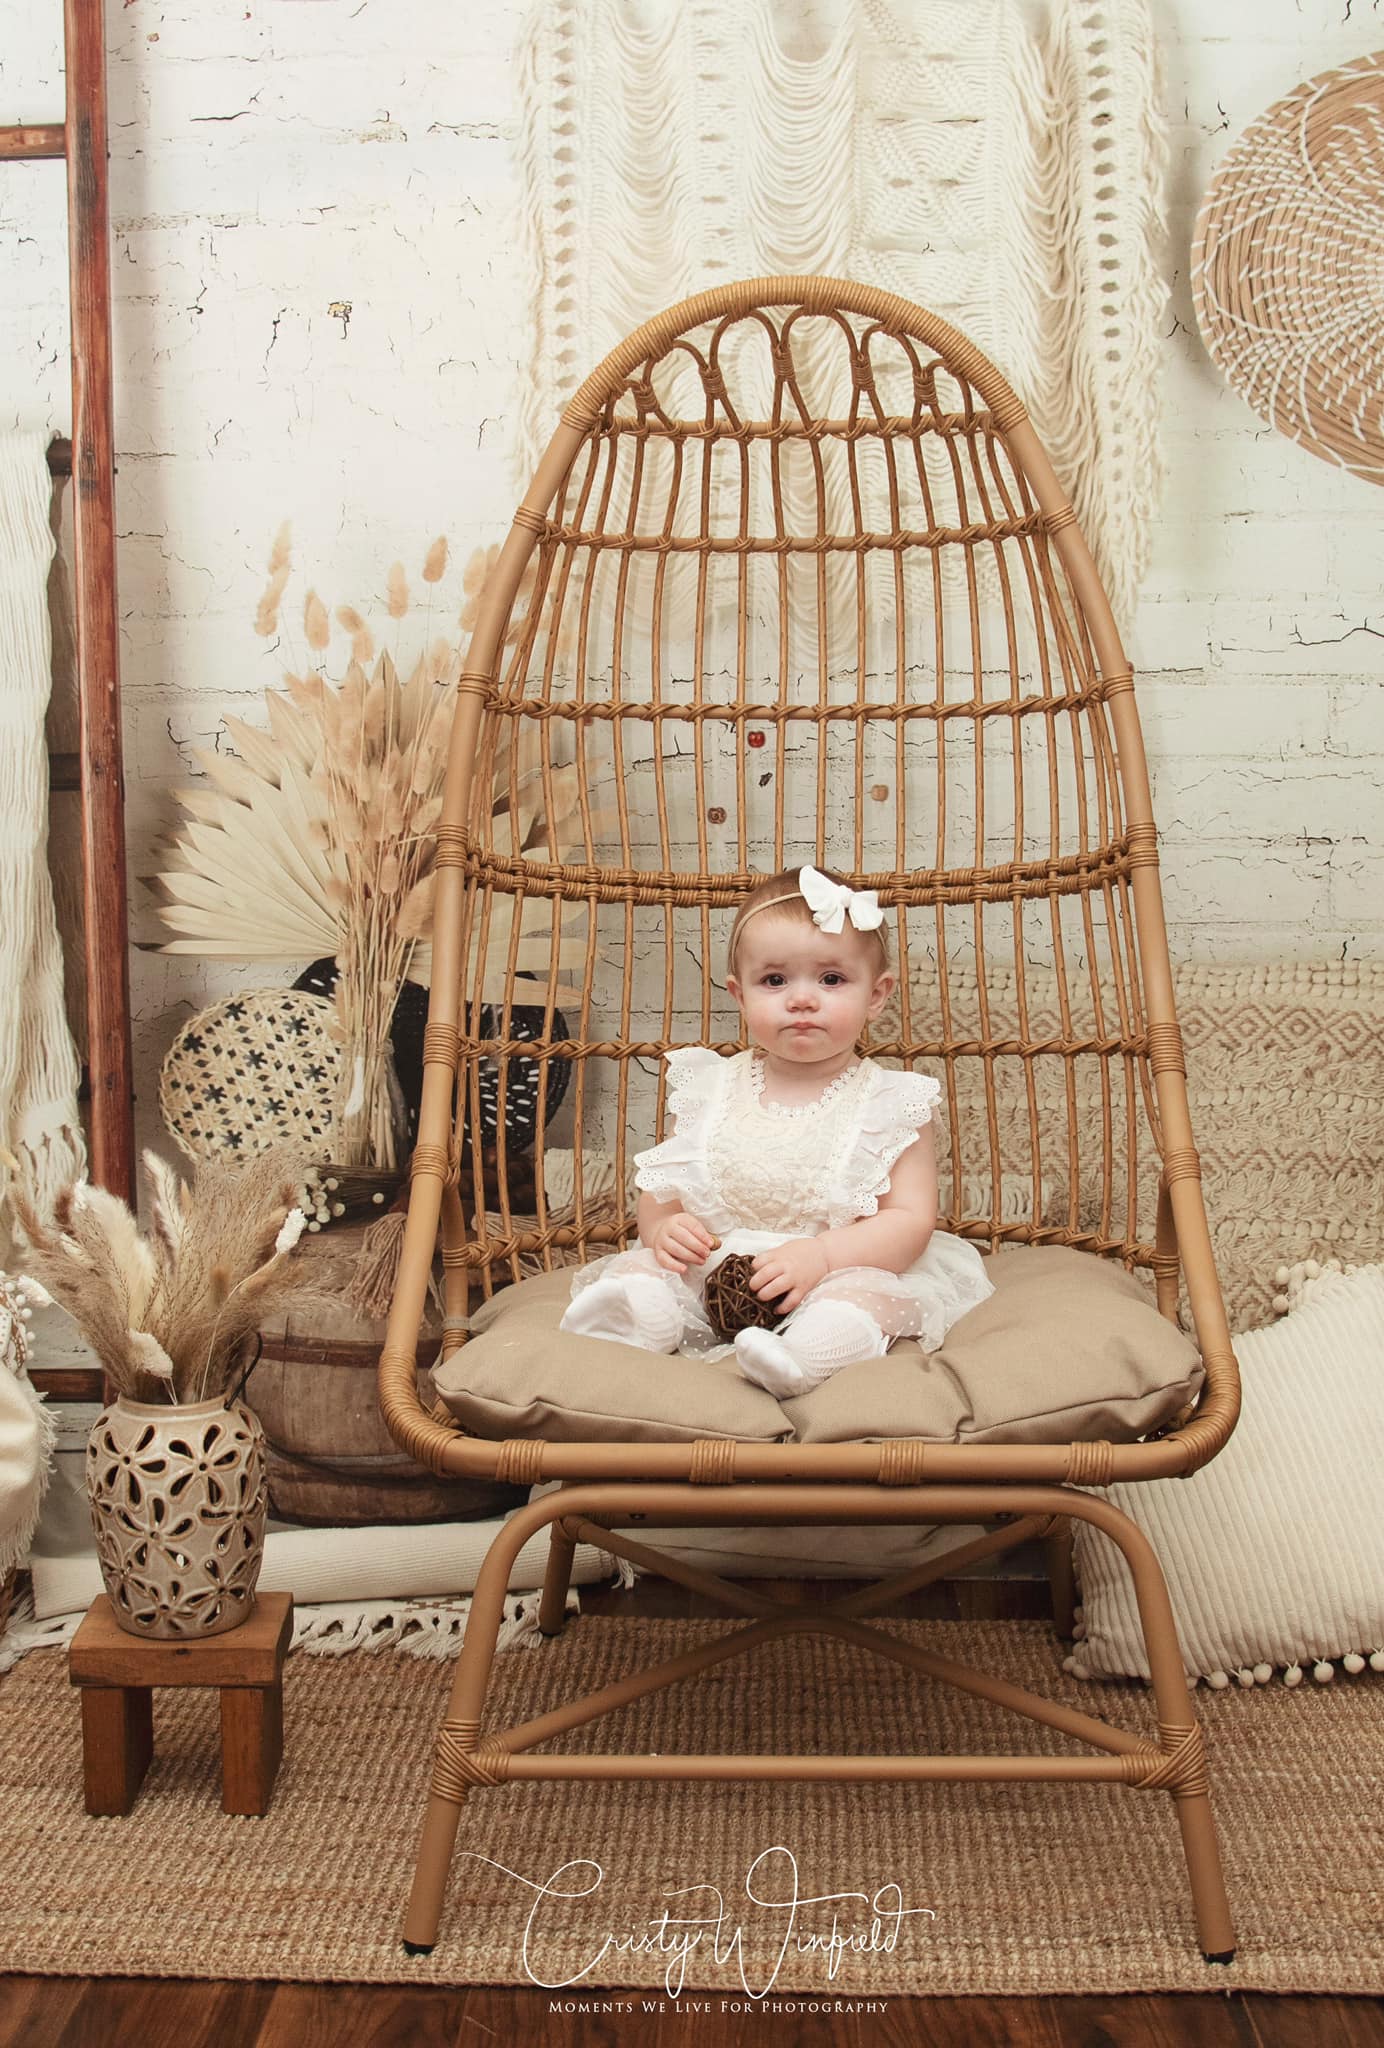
left=1043, top=1516, right=1076, bottom=1640
left=538, top=1514, right=578, bottom=1637
left=1088, top=1496, right=1237, bottom=1964
left=403, top=1503, right=552, bottom=1954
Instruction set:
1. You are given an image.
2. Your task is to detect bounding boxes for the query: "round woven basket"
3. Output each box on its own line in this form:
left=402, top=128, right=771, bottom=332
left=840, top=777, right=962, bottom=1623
left=1192, top=51, right=1384, bottom=485
left=160, top=988, right=339, bottom=1162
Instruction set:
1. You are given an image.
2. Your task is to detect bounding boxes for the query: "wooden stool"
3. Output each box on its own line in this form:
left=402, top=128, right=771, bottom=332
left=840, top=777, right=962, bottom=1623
left=68, top=1591, right=293, bottom=1817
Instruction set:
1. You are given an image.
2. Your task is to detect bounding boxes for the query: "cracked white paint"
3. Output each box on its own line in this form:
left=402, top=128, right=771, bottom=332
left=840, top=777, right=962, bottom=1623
left=0, top=0, right=1380, bottom=1217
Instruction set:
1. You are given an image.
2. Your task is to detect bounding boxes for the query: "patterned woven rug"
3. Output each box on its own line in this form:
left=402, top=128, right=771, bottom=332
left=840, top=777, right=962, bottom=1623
left=3, top=1618, right=1381, bottom=1995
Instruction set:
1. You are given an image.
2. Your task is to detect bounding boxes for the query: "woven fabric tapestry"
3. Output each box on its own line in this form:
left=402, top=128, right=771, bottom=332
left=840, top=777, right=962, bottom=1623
left=882, top=958, right=1384, bottom=1334
left=517, top=0, right=1168, bottom=628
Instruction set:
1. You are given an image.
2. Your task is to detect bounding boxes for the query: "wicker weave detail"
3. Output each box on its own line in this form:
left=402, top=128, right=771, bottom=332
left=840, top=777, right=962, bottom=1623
left=433, top=1725, right=512, bottom=1796
left=878, top=1441, right=927, bottom=1485
left=1162, top=1149, right=1201, bottom=1186
left=1064, top=1441, right=1115, bottom=1487
left=1121, top=1723, right=1210, bottom=1797
left=689, top=1439, right=737, bottom=1485
left=410, top=1143, right=454, bottom=1183
left=423, top=1023, right=459, bottom=1067
left=495, top=1439, right=546, bottom=1486
left=1146, top=1022, right=1185, bottom=1074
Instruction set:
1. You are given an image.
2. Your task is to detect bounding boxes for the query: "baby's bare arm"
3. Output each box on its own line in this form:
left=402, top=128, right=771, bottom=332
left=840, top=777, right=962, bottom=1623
left=637, top=1189, right=686, bottom=1249
left=817, top=1128, right=939, bottom=1275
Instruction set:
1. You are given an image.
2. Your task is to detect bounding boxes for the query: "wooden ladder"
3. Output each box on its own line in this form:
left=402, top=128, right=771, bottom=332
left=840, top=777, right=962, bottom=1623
left=2, top=0, right=135, bottom=1401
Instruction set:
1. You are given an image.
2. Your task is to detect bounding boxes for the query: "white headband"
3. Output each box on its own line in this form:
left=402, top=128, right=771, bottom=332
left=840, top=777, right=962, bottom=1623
left=732, top=865, right=885, bottom=960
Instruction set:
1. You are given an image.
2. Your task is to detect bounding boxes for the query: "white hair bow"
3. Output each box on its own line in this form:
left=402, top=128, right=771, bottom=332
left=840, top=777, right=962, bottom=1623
left=798, top=865, right=884, bottom=937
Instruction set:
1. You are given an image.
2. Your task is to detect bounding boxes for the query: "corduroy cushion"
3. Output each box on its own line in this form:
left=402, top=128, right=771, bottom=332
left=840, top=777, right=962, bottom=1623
left=432, top=1245, right=1204, bottom=1447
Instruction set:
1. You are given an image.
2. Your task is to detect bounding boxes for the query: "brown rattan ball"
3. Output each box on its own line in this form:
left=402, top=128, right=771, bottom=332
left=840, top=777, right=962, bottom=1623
left=702, top=1253, right=785, bottom=1343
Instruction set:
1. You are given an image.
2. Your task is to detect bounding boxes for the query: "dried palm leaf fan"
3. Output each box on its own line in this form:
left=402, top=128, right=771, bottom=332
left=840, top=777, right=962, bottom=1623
left=1192, top=52, right=1384, bottom=484
left=376, top=278, right=1242, bottom=1965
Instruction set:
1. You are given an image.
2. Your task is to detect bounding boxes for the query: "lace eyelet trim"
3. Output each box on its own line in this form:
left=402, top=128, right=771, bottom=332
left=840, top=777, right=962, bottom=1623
left=747, top=1048, right=862, bottom=1118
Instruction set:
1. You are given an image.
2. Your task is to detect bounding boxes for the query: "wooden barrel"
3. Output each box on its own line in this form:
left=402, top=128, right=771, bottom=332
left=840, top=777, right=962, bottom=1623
left=247, top=1227, right=527, bottom=1528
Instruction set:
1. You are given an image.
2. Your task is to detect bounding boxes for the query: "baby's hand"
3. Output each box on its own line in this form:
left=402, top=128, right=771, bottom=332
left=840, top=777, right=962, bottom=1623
left=751, top=1238, right=830, bottom=1315
left=650, top=1213, right=719, bottom=1275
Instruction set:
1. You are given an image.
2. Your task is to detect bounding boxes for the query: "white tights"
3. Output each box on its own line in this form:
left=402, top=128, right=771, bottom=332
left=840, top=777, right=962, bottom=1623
left=559, top=1268, right=888, bottom=1397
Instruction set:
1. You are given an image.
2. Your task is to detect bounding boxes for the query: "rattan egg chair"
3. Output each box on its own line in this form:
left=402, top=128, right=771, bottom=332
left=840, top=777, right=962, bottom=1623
left=379, top=277, right=1241, bottom=1963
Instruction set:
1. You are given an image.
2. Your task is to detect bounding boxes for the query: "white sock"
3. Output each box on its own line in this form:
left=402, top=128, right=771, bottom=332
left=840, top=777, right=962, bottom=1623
left=734, top=1299, right=888, bottom=1398
left=560, top=1272, right=683, bottom=1352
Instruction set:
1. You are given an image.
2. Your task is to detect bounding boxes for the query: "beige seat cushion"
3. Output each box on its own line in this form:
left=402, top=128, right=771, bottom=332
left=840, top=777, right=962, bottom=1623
left=432, top=1245, right=1203, bottom=1447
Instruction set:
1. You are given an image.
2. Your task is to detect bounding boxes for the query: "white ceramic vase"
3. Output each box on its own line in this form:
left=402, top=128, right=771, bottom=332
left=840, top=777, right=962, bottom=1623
left=86, top=1394, right=268, bottom=1638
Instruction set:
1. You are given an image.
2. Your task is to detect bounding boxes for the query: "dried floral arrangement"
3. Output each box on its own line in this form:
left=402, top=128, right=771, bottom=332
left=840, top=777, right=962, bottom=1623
left=5, top=1148, right=306, bottom=1405
left=152, top=530, right=593, bottom=1170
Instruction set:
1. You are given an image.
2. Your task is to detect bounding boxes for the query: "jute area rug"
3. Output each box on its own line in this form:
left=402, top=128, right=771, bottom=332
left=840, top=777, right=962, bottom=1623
left=2, top=1618, right=1380, bottom=1997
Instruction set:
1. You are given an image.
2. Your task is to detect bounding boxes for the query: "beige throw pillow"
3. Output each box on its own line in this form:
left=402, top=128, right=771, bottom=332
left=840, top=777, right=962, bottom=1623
left=1069, top=1265, right=1384, bottom=1687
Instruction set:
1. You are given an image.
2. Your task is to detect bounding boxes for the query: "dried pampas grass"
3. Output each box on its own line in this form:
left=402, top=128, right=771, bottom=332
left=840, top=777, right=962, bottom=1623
left=7, top=1148, right=308, bottom=1404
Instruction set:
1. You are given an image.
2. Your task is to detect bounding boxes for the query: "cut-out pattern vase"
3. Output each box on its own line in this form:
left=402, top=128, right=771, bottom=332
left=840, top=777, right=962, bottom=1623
left=86, top=1394, right=268, bottom=1638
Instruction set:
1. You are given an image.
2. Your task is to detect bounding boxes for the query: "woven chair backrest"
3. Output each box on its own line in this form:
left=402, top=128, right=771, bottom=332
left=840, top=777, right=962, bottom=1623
left=445, top=279, right=1186, bottom=1301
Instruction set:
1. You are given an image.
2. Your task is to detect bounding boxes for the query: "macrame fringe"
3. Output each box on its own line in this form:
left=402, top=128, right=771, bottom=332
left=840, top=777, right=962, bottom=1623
left=290, top=1587, right=578, bottom=1659
left=346, top=1208, right=409, bottom=1323
left=0, top=433, right=87, bottom=1258
left=0, top=1366, right=57, bottom=1579
left=0, top=1581, right=78, bottom=1675
left=0, top=1575, right=644, bottom=1673
left=517, top=0, right=1168, bottom=628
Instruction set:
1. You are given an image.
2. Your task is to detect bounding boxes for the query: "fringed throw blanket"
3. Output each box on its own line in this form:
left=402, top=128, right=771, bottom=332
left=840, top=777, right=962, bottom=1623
left=0, top=435, right=86, bottom=1251
left=517, top=0, right=1167, bottom=628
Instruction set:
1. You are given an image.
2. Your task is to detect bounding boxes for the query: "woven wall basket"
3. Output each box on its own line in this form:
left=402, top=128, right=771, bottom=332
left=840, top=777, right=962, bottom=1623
left=1192, top=50, right=1384, bottom=484
left=159, top=989, right=339, bottom=1163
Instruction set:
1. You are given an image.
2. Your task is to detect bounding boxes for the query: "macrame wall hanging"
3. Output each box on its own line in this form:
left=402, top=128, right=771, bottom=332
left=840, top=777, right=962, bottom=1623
left=516, top=0, right=1168, bottom=632
left=0, top=435, right=87, bottom=1252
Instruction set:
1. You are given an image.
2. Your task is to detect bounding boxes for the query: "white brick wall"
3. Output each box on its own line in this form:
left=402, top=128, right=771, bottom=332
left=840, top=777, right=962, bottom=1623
left=2, top=0, right=1382, bottom=1176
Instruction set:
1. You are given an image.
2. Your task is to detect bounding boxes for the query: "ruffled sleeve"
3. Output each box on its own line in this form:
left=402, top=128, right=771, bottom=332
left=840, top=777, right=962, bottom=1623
left=824, top=1064, right=942, bottom=1228
left=632, top=1047, right=737, bottom=1230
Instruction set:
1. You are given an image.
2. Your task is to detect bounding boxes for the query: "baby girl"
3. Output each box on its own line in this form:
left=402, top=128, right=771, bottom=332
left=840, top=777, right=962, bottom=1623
left=558, top=864, right=994, bottom=1396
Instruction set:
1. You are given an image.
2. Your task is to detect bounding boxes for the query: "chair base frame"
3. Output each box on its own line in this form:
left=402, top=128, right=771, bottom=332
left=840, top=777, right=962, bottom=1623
left=401, top=1481, right=1236, bottom=1964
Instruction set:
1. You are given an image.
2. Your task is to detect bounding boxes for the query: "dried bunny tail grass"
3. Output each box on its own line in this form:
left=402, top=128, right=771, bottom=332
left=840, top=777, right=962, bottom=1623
left=387, top=561, right=409, bottom=618
left=336, top=605, right=375, bottom=667
left=266, top=521, right=292, bottom=576
left=421, top=535, right=448, bottom=584
left=304, top=588, right=331, bottom=652
left=254, top=563, right=292, bottom=638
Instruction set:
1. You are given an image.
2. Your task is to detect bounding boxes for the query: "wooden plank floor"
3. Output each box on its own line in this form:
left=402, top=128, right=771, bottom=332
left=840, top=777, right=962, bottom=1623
left=4, top=1574, right=1382, bottom=2046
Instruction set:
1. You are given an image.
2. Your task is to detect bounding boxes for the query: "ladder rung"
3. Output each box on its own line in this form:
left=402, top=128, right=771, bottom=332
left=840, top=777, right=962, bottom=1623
left=0, top=123, right=65, bottom=161
left=48, top=437, right=72, bottom=478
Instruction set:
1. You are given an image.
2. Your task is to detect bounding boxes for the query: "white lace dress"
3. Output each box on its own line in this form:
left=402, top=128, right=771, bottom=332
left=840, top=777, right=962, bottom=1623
left=566, top=1046, right=995, bottom=1360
